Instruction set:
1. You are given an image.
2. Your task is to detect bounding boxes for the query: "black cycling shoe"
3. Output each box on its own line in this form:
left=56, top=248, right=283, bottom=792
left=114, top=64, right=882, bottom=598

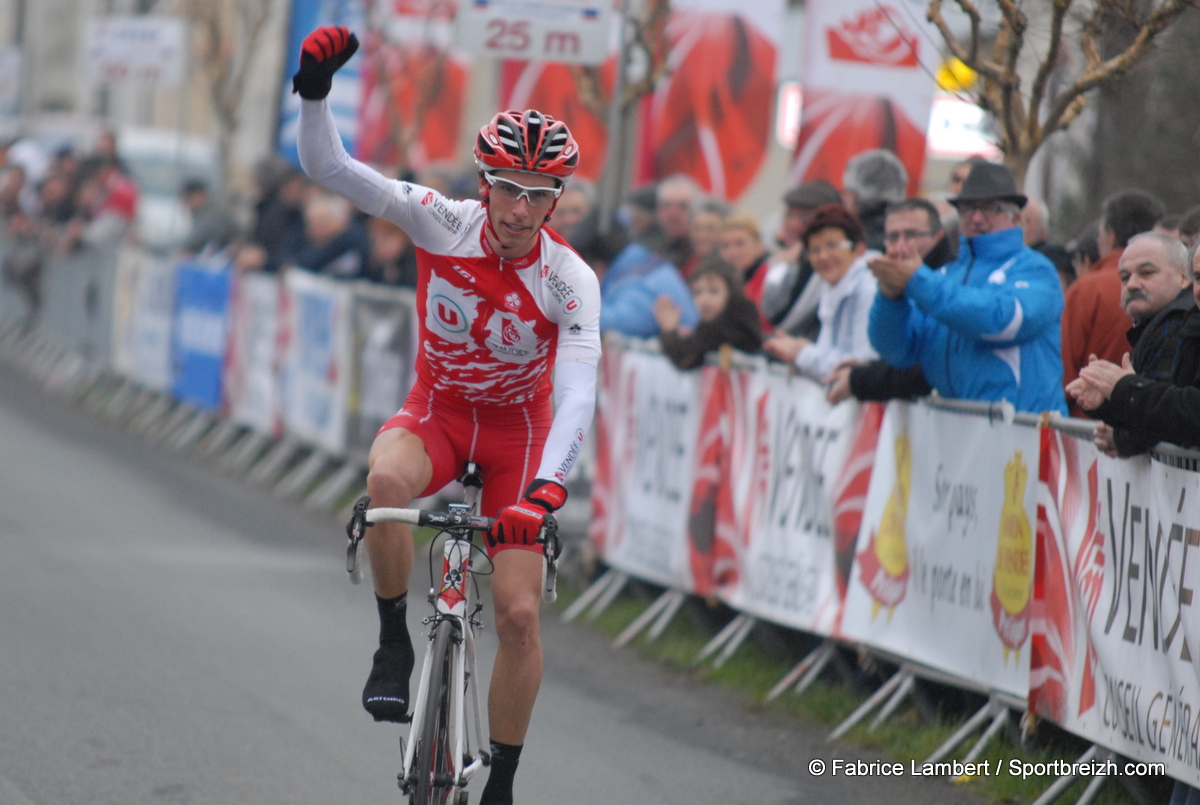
left=362, top=641, right=414, bottom=723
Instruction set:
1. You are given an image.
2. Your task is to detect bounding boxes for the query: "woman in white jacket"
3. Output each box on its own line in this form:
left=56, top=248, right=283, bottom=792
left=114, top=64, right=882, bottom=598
left=764, top=204, right=879, bottom=380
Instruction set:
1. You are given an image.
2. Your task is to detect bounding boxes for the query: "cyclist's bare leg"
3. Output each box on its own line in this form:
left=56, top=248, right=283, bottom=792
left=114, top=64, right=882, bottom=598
left=365, top=427, right=433, bottom=597
left=481, top=548, right=544, bottom=804
left=487, top=548, right=545, bottom=741
left=361, top=427, right=433, bottom=722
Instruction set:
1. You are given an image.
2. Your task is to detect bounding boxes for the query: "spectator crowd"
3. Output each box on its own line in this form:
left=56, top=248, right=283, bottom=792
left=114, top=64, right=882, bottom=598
left=4, top=130, right=1200, bottom=461
left=562, top=150, right=1200, bottom=464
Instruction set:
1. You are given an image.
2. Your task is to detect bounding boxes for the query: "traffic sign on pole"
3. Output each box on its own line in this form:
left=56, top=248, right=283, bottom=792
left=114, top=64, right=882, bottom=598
left=456, top=0, right=614, bottom=66
left=85, top=16, right=189, bottom=87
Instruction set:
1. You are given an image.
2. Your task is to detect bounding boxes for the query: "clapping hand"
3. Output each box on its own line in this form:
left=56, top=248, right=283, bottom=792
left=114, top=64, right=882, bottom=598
left=1093, top=422, right=1119, bottom=458
left=763, top=333, right=810, bottom=365
left=653, top=295, right=682, bottom=333
left=1067, top=353, right=1134, bottom=412
left=822, top=358, right=864, bottom=405
left=867, top=254, right=921, bottom=299
left=1078, top=353, right=1134, bottom=399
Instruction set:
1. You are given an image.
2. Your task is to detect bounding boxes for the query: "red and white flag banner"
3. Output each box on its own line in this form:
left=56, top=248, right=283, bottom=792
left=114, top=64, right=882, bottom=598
left=714, top=369, right=869, bottom=636
left=790, top=0, right=938, bottom=196
left=1033, top=429, right=1200, bottom=787
left=590, top=349, right=703, bottom=592
left=840, top=401, right=1040, bottom=699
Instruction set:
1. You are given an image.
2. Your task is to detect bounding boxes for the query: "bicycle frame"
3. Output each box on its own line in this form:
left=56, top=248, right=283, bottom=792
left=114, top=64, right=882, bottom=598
left=400, top=484, right=489, bottom=796
left=344, top=466, right=559, bottom=803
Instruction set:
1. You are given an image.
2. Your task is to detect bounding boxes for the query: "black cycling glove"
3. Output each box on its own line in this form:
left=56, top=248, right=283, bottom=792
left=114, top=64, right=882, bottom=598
left=291, top=26, right=359, bottom=101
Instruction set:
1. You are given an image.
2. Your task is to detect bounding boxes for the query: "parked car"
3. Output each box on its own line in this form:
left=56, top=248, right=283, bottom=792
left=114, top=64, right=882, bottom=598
left=117, top=128, right=221, bottom=254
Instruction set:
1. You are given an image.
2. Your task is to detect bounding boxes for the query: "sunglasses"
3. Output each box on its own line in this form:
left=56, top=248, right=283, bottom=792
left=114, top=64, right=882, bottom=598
left=484, top=173, right=563, bottom=207
left=956, top=200, right=1015, bottom=216
left=884, top=229, right=935, bottom=244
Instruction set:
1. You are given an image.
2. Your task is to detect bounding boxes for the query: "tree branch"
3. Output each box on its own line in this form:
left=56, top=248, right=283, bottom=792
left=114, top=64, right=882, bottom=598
left=221, top=0, right=272, bottom=131
left=1043, top=0, right=1194, bottom=140
left=1026, top=0, right=1073, bottom=147
left=991, top=2, right=1028, bottom=157
left=571, top=65, right=608, bottom=122
left=928, top=0, right=1005, bottom=85
left=621, top=0, right=672, bottom=108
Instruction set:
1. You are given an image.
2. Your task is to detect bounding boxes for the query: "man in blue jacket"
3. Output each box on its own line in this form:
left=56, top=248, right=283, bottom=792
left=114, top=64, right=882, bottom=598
left=866, top=163, right=1068, bottom=414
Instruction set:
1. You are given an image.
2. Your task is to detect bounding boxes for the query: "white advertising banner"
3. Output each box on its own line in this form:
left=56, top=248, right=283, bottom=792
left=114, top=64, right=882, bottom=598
left=111, top=248, right=174, bottom=392
left=718, top=370, right=862, bottom=636
left=278, top=270, right=353, bottom=454
left=1033, top=429, right=1200, bottom=787
left=223, top=273, right=280, bottom=435
left=840, top=402, right=1040, bottom=698
left=348, top=285, right=418, bottom=453
left=596, top=350, right=701, bottom=591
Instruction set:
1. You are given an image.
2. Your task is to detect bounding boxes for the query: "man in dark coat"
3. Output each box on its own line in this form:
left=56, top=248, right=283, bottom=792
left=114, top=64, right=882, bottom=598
left=1067, top=231, right=1197, bottom=455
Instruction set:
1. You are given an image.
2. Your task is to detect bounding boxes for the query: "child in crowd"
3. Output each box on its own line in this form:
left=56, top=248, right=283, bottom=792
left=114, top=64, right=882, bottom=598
left=653, top=256, right=763, bottom=369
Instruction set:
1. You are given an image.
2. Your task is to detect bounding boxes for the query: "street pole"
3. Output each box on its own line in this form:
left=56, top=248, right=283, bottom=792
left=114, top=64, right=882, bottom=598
left=597, top=1, right=630, bottom=235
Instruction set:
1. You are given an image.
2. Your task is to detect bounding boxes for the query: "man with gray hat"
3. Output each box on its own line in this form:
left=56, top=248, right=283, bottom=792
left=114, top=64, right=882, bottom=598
left=867, top=162, right=1068, bottom=414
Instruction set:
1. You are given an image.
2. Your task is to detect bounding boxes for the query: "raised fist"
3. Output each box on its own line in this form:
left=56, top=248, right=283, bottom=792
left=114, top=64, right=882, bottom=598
left=291, top=26, right=359, bottom=101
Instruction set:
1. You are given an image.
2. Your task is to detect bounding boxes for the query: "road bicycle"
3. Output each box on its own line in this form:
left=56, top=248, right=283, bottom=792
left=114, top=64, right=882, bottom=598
left=344, top=463, right=560, bottom=805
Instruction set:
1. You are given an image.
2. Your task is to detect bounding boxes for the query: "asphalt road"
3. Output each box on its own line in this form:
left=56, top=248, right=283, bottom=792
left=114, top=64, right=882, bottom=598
left=0, top=362, right=987, bottom=805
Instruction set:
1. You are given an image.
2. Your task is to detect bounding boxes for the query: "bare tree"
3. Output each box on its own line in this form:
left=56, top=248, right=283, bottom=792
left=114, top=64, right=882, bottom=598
left=176, top=0, right=273, bottom=195
left=571, top=0, right=672, bottom=123
left=928, top=0, right=1198, bottom=188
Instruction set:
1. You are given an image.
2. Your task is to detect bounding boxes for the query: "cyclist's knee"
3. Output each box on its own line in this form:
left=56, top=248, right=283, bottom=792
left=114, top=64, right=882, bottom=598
left=366, top=464, right=419, bottom=504
left=367, top=429, right=431, bottom=504
left=493, top=596, right=540, bottom=648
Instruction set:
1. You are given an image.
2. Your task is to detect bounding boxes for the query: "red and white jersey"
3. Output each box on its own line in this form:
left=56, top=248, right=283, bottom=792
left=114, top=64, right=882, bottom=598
left=298, top=98, right=600, bottom=482
left=399, top=187, right=600, bottom=406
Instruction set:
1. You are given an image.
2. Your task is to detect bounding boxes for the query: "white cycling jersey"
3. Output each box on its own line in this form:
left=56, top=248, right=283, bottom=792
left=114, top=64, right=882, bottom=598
left=298, top=98, right=600, bottom=483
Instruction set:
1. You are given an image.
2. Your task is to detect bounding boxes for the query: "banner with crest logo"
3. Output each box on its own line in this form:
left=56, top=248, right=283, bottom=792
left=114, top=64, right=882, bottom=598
left=839, top=401, right=1040, bottom=698
left=790, top=0, right=939, bottom=195
left=1033, top=429, right=1200, bottom=787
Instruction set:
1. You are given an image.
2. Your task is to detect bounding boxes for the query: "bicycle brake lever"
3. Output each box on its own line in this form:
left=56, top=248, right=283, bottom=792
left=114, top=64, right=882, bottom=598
left=538, top=514, right=560, bottom=603
left=345, top=495, right=372, bottom=575
left=537, top=514, right=561, bottom=560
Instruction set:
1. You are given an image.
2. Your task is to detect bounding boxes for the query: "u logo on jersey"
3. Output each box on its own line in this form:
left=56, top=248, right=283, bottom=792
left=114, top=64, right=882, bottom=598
left=431, top=294, right=468, bottom=333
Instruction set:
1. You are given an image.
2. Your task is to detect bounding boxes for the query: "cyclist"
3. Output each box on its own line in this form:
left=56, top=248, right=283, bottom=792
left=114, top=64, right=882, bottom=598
left=293, top=27, right=600, bottom=805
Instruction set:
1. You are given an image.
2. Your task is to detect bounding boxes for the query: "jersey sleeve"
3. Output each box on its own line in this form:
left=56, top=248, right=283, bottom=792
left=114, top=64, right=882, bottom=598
left=297, top=98, right=479, bottom=254
left=535, top=360, right=597, bottom=484
left=536, top=238, right=602, bottom=367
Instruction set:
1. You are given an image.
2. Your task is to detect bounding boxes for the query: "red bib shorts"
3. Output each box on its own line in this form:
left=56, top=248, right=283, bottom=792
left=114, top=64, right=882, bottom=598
left=379, top=378, right=553, bottom=556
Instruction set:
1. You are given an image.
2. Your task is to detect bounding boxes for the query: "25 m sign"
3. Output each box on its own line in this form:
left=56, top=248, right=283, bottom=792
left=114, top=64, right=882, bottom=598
left=455, top=0, right=613, bottom=66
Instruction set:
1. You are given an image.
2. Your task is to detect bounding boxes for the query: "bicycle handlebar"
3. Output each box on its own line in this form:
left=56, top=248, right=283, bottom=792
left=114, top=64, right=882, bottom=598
left=345, top=496, right=561, bottom=602
left=367, top=507, right=494, bottom=532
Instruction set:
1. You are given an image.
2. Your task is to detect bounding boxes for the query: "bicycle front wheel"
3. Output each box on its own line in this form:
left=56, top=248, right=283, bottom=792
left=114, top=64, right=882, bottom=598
left=411, top=619, right=455, bottom=805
